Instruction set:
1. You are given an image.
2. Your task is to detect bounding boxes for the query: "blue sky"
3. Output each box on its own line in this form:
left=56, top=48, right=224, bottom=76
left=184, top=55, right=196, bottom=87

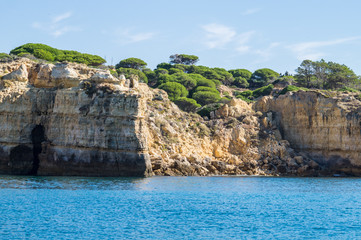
left=2, top=0, right=361, bottom=74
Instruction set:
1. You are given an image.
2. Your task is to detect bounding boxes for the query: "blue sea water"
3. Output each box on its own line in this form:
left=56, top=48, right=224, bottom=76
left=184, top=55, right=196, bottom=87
left=1, top=176, right=361, bottom=239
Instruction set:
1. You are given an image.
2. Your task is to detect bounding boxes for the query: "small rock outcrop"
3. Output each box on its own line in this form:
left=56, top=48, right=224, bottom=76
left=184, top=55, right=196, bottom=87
left=2, top=64, right=28, bottom=82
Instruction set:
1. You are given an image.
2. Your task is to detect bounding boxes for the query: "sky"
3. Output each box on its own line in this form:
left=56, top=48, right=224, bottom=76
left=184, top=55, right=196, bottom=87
left=2, top=0, right=361, bottom=74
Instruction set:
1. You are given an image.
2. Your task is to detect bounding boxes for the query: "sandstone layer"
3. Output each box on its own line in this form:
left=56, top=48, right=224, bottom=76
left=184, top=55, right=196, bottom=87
left=255, top=90, right=361, bottom=175
left=0, top=58, right=151, bottom=177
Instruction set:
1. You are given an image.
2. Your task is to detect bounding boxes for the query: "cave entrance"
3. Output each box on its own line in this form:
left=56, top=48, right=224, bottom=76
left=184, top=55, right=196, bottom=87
left=30, top=125, right=46, bottom=175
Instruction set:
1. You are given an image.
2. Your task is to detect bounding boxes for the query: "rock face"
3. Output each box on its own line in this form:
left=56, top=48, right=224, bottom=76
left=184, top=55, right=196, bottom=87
left=0, top=58, right=151, bottom=177
left=1, top=58, right=361, bottom=177
left=256, top=90, right=361, bottom=175
left=145, top=90, right=311, bottom=176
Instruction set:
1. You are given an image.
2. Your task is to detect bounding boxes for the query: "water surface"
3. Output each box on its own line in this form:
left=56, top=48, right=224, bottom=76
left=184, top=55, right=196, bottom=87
left=1, top=176, right=361, bottom=239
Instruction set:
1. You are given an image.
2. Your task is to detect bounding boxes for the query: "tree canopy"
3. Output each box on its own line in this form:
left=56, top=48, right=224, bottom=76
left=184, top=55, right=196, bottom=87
left=295, top=59, right=358, bottom=89
left=115, top=58, right=147, bottom=70
left=250, top=68, right=279, bottom=87
left=10, top=43, right=106, bottom=66
left=228, top=69, right=252, bottom=80
left=158, top=82, right=188, bottom=101
left=169, top=54, right=199, bottom=65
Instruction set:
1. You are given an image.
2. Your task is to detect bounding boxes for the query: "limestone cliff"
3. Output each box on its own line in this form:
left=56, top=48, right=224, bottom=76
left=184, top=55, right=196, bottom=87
left=1, top=58, right=360, bottom=177
left=0, top=58, right=151, bottom=176
left=255, top=90, right=361, bottom=175
left=145, top=90, right=315, bottom=176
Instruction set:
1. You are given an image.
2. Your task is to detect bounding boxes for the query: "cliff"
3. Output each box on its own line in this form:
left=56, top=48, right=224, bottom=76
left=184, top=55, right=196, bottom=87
left=0, top=58, right=151, bottom=176
left=256, top=90, right=361, bottom=175
left=1, top=58, right=360, bottom=177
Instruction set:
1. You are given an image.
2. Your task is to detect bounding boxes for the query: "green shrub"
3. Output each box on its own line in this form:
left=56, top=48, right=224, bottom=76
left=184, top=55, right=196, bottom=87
left=192, top=91, right=221, bottom=105
left=252, top=84, right=274, bottom=98
left=197, top=103, right=222, bottom=117
left=168, top=68, right=183, bottom=75
left=109, top=69, right=118, bottom=77
left=236, top=95, right=253, bottom=103
left=156, top=73, right=174, bottom=86
left=10, top=43, right=105, bottom=66
left=193, top=86, right=219, bottom=94
left=0, top=53, right=10, bottom=59
left=172, top=73, right=197, bottom=90
left=115, top=58, right=147, bottom=70
left=234, top=76, right=249, bottom=88
left=116, top=67, right=148, bottom=83
left=238, top=90, right=253, bottom=98
left=156, top=62, right=172, bottom=70
left=33, top=49, right=54, bottom=61
left=174, top=97, right=201, bottom=112
left=144, top=70, right=157, bottom=86
left=158, top=82, right=188, bottom=101
left=337, top=86, right=359, bottom=93
left=210, top=79, right=221, bottom=87
left=279, top=85, right=308, bottom=95
left=195, top=78, right=216, bottom=89
left=228, top=69, right=252, bottom=80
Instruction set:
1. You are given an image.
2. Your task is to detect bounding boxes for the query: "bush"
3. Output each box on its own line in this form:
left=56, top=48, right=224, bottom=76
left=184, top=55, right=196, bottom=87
left=0, top=53, right=11, bottom=59
left=158, top=82, right=188, bottom=101
left=10, top=43, right=105, bottom=66
left=337, top=86, right=359, bottom=93
left=238, top=90, right=253, bottom=98
left=252, top=84, right=274, bottom=98
left=33, top=49, right=54, bottom=61
left=172, top=73, right=197, bottom=90
left=234, top=76, right=249, bottom=88
left=279, top=85, right=308, bottom=95
left=193, top=86, right=219, bottom=94
left=156, top=73, right=175, bottom=86
left=250, top=68, right=279, bottom=87
left=115, top=58, right=147, bottom=70
left=116, top=67, right=148, bottom=83
left=195, top=78, right=216, bottom=89
left=156, top=62, right=172, bottom=70
left=109, top=69, right=118, bottom=77
left=168, top=68, right=183, bottom=75
left=212, top=67, right=234, bottom=85
left=192, top=91, right=221, bottom=105
left=155, top=68, right=169, bottom=75
left=197, top=103, right=222, bottom=117
left=174, top=97, right=201, bottom=112
left=228, top=69, right=252, bottom=80
left=236, top=95, right=253, bottom=103
left=210, top=79, right=221, bottom=87
left=144, top=70, right=157, bottom=86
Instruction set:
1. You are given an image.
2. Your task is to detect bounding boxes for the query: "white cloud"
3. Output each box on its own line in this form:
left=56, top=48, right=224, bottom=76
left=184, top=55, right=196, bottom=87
left=288, top=37, right=360, bottom=60
left=201, top=23, right=236, bottom=49
left=242, top=8, right=260, bottom=16
left=32, top=11, right=80, bottom=37
left=114, top=29, right=155, bottom=44
left=52, top=12, right=72, bottom=23
left=236, top=31, right=255, bottom=53
left=51, top=26, right=80, bottom=37
left=252, top=42, right=281, bottom=63
left=201, top=24, right=256, bottom=54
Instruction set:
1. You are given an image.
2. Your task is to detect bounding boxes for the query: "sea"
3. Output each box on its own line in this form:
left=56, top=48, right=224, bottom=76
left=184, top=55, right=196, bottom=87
left=1, top=176, right=361, bottom=239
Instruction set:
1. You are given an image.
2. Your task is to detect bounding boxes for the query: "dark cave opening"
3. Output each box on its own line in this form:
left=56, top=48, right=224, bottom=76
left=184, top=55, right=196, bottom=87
left=30, top=125, right=46, bottom=175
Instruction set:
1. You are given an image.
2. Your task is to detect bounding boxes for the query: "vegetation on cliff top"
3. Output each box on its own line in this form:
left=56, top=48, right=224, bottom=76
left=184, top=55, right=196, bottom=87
left=7, top=43, right=361, bottom=116
left=10, top=43, right=105, bottom=66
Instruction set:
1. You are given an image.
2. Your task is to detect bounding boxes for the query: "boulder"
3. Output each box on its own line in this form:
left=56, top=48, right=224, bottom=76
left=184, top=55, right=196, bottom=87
left=2, top=64, right=28, bottom=82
